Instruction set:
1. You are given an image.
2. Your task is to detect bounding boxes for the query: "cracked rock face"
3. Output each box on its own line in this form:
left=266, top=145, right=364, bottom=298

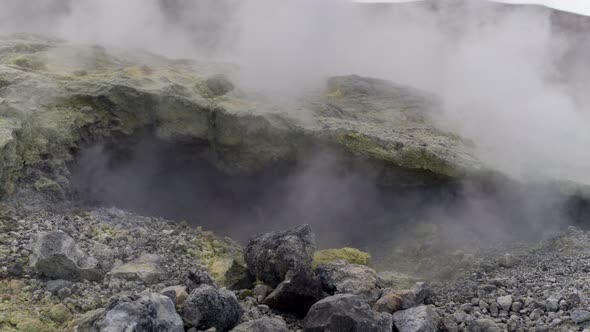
left=29, top=230, right=103, bottom=281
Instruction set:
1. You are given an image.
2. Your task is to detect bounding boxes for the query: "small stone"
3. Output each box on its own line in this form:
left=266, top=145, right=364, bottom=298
left=497, top=295, right=513, bottom=311
left=46, top=279, right=72, bottom=294
left=47, top=304, right=71, bottom=324
left=511, top=301, right=522, bottom=312
left=489, top=303, right=499, bottom=317
left=161, top=285, right=188, bottom=308
left=497, top=253, right=518, bottom=268
left=530, top=308, right=544, bottom=320
left=461, top=303, right=474, bottom=313
left=545, top=295, right=560, bottom=312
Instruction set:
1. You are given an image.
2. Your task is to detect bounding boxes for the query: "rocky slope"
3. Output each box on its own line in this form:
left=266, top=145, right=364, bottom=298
left=3, top=201, right=590, bottom=331
left=0, top=32, right=482, bottom=202
left=0, top=5, right=589, bottom=330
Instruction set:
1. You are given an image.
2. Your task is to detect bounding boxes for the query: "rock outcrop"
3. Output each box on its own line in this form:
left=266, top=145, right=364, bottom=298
left=0, top=33, right=483, bottom=203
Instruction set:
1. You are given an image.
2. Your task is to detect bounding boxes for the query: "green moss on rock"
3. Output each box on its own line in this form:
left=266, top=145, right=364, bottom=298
left=313, top=247, right=371, bottom=268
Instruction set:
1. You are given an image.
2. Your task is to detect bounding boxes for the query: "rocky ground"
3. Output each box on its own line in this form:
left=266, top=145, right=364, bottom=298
left=0, top=196, right=590, bottom=332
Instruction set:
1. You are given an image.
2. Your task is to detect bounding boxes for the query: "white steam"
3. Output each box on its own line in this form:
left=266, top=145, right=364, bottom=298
left=2, top=0, right=590, bottom=194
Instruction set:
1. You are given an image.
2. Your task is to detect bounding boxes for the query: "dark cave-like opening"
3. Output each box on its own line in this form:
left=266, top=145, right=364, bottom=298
left=68, top=130, right=588, bottom=259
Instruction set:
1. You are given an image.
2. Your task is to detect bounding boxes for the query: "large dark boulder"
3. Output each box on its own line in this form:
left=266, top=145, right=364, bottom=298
left=316, top=259, right=381, bottom=304
left=182, top=284, right=242, bottom=332
left=92, top=294, right=183, bottom=332
left=244, top=224, right=315, bottom=287
left=29, top=231, right=103, bottom=281
left=303, top=294, right=393, bottom=332
left=263, top=270, right=324, bottom=317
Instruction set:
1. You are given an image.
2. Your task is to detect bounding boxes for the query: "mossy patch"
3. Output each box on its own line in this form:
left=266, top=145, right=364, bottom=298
left=313, top=247, right=371, bottom=268
left=11, top=55, right=46, bottom=71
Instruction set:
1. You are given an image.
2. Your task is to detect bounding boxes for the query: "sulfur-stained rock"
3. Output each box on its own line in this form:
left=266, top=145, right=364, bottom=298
left=109, top=253, right=164, bottom=284
left=313, top=247, right=370, bottom=268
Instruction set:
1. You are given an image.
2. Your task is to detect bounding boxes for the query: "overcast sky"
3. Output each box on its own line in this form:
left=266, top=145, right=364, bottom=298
left=355, top=0, right=590, bottom=16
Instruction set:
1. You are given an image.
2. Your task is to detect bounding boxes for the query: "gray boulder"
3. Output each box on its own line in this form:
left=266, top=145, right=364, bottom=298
left=244, top=224, right=315, bottom=287
left=230, top=317, right=289, bottom=332
left=263, top=270, right=324, bottom=317
left=467, top=318, right=502, bottom=332
left=303, top=294, right=393, bottom=332
left=92, top=293, right=183, bottom=332
left=29, top=231, right=102, bottom=281
left=570, top=310, right=590, bottom=324
left=392, top=305, right=440, bottom=332
left=316, top=259, right=381, bottom=304
left=182, top=284, right=242, bottom=332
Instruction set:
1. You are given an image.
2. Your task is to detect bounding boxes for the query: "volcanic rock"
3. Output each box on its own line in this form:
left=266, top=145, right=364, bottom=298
left=316, top=259, right=381, bottom=304
left=263, top=270, right=324, bottom=317
left=244, top=224, right=315, bottom=287
left=182, top=284, right=242, bottom=331
left=392, top=305, right=440, bottom=332
left=303, top=294, right=393, bottom=332
left=109, top=253, right=164, bottom=284
left=230, top=317, right=289, bottom=332
left=467, top=318, right=502, bottom=332
left=92, top=293, right=183, bottom=332
left=373, top=283, right=432, bottom=314
left=29, top=230, right=102, bottom=281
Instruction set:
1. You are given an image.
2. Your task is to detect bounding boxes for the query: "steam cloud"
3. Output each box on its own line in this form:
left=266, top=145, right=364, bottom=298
left=3, top=0, right=589, bottom=260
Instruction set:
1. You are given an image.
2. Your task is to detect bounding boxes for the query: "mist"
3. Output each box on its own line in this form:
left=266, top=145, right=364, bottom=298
left=3, top=0, right=590, bottom=265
